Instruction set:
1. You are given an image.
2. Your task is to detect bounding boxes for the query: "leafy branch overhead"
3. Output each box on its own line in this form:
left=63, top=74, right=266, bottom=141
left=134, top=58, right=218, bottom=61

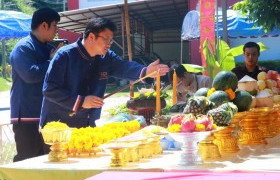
left=233, top=0, right=280, bottom=32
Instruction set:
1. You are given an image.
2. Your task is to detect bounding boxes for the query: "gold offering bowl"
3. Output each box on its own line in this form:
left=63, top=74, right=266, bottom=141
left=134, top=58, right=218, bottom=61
left=230, top=112, right=248, bottom=129
left=40, top=128, right=72, bottom=162
left=273, top=105, right=280, bottom=134
left=213, top=127, right=240, bottom=154
left=103, top=142, right=140, bottom=167
left=238, top=111, right=266, bottom=145
left=198, top=135, right=220, bottom=161
left=253, top=107, right=277, bottom=138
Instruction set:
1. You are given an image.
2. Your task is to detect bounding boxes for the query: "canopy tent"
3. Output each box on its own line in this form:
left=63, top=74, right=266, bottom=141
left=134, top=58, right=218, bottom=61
left=181, top=9, right=280, bottom=40
left=0, top=10, right=31, bottom=40
left=0, top=10, right=31, bottom=78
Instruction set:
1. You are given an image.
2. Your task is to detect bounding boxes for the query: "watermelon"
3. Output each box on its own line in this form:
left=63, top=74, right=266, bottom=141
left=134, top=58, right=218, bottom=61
left=212, top=71, right=238, bottom=91
left=194, top=88, right=210, bottom=97
left=233, top=90, right=252, bottom=112
left=209, top=91, right=230, bottom=106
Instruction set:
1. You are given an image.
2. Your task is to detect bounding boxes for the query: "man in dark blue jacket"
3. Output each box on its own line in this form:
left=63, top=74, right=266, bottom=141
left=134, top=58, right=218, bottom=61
left=40, top=17, right=169, bottom=128
left=10, top=8, right=61, bottom=162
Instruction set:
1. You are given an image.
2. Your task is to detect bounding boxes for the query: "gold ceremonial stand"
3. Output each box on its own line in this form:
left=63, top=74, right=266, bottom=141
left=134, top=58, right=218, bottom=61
left=238, top=111, right=266, bottom=145
left=198, top=135, right=221, bottom=161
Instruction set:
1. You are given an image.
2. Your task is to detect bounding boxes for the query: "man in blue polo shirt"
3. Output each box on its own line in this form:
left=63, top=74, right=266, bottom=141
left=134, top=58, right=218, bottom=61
left=10, top=8, right=61, bottom=162
left=40, top=17, right=169, bottom=128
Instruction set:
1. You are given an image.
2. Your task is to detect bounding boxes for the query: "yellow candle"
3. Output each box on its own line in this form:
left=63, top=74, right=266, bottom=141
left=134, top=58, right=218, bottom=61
left=172, top=70, right=177, bottom=105
left=156, top=70, right=161, bottom=114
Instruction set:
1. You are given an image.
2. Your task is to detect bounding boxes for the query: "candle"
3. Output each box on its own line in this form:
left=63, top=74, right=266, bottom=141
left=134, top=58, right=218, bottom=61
left=172, top=69, right=177, bottom=105
left=156, top=70, right=161, bottom=114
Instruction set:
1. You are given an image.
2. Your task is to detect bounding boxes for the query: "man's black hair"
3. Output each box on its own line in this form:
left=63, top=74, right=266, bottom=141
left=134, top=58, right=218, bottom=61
left=31, top=8, right=60, bottom=30
left=84, top=17, right=117, bottom=38
left=243, top=42, right=260, bottom=54
left=168, top=65, right=187, bottom=84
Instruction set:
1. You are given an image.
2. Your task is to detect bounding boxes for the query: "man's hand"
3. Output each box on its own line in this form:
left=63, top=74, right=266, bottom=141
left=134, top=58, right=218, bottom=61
left=50, top=42, right=64, bottom=59
left=146, top=59, right=170, bottom=78
left=82, top=95, right=104, bottom=109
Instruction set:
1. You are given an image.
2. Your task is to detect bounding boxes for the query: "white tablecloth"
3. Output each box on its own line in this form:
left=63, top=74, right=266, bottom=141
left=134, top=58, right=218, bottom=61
left=1, top=135, right=280, bottom=180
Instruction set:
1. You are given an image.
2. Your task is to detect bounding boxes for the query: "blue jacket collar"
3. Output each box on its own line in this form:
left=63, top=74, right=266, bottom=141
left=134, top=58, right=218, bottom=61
left=76, top=38, right=97, bottom=61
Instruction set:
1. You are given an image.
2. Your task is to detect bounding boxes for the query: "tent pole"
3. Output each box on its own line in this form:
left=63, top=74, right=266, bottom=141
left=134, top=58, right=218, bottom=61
left=180, top=40, right=183, bottom=64
left=216, top=0, right=219, bottom=62
left=222, top=0, right=228, bottom=42
left=124, top=0, right=134, bottom=99
left=1, top=39, right=6, bottom=78
left=120, top=7, right=125, bottom=58
left=1, top=0, right=6, bottom=78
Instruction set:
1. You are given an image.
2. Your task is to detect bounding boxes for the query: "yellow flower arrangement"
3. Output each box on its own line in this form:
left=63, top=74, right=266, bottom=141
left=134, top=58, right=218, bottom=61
left=133, top=93, right=140, bottom=99
left=144, top=91, right=153, bottom=98
left=225, top=88, right=236, bottom=100
left=207, top=87, right=216, bottom=98
left=167, top=124, right=181, bottom=133
left=195, top=124, right=206, bottom=132
left=41, top=121, right=71, bottom=144
left=66, top=120, right=141, bottom=155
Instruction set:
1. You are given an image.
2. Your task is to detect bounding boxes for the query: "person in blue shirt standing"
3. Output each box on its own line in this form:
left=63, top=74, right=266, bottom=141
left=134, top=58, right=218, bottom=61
left=40, top=17, right=169, bottom=128
left=10, top=8, right=62, bottom=162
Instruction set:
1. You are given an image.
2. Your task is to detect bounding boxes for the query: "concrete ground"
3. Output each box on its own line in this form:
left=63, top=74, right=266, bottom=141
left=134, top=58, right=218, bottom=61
left=0, top=90, right=129, bottom=125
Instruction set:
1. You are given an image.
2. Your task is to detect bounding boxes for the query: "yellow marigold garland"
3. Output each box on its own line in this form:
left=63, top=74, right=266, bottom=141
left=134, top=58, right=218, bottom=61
left=207, top=87, right=216, bottom=98
left=43, top=121, right=69, bottom=130
left=66, top=120, right=141, bottom=154
left=224, top=88, right=236, bottom=100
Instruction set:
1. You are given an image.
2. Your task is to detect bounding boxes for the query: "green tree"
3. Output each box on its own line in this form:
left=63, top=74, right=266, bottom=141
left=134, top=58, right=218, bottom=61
left=233, top=0, right=280, bottom=32
left=31, top=0, right=67, bottom=12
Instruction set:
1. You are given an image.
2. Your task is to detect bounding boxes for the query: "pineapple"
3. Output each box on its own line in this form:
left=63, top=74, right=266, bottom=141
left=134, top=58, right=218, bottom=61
left=183, top=96, right=213, bottom=116
left=207, top=102, right=237, bottom=126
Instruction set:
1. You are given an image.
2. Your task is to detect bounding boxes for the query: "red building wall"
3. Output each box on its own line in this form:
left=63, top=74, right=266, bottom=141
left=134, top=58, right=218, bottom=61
left=68, top=0, right=78, bottom=10
left=58, top=0, right=80, bottom=43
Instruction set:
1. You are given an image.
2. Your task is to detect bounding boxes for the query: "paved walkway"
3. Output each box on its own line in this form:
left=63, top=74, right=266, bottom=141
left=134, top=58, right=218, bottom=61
left=0, top=91, right=10, bottom=125
left=0, top=90, right=129, bottom=125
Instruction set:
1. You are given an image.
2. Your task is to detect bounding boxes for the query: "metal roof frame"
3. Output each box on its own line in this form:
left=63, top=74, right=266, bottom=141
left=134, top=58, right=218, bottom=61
left=58, top=0, right=189, bottom=36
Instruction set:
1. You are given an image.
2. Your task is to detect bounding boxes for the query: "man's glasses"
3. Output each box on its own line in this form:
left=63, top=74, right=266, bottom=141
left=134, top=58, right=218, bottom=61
left=96, top=35, right=113, bottom=45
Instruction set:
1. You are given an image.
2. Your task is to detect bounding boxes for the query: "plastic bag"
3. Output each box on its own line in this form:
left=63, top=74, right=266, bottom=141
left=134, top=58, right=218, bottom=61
left=95, top=113, right=147, bottom=127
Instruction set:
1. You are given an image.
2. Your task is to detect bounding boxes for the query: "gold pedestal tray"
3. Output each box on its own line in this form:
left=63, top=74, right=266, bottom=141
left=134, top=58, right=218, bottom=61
left=110, top=147, right=126, bottom=167
left=253, top=107, right=276, bottom=138
left=231, top=112, right=247, bottom=130
left=213, top=127, right=240, bottom=154
left=238, top=111, right=266, bottom=145
left=103, top=143, right=139, bottom=167
left=198, top=135, right=220, bottom=161
left=150, top=136, right=163, bottom=155
left=126, top=146, right=139, bottom=162
left=40, top=128, right=72, bottom=162
left=274, top=105, right=280, bottom=134
left=67, top=147, right=103, bottom=157
left=267, top=108, right=279, bottom=136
